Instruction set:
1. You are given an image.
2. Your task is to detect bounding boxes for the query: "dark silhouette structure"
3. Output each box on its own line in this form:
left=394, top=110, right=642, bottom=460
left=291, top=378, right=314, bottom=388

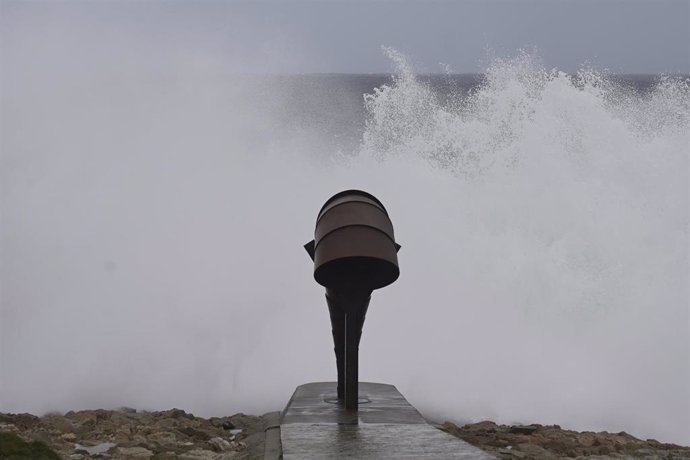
left=305, top=190, right=400, bottom=411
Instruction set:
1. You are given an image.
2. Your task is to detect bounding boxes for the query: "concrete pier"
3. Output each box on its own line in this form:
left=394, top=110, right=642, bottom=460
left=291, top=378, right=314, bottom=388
left=280, top=382, right=496, bottom=459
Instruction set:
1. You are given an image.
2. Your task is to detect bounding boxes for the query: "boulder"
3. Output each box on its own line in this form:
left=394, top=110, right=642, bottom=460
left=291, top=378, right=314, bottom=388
left=115, top=446, right=154, bottom=457
left=208, top=436, right=232, bottom=452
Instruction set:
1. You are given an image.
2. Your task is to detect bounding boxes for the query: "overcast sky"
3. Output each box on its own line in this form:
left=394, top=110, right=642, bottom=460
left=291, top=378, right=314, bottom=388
left=2, top=0, right=688, bottom=74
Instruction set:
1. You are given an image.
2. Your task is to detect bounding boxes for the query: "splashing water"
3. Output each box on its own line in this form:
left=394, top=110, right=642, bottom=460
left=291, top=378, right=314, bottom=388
left=358, top=49, right=689, bottom=444
left=2, top=47, right=688, bottom=445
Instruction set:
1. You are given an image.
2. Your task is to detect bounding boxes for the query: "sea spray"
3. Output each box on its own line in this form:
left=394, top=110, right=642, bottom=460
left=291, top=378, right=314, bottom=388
left=1, top=47, right=688, bottom=445
left=358, top=49, right=689, bottom=444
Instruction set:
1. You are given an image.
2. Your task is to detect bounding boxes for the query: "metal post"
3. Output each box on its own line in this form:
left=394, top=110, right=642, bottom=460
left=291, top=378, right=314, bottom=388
left=327, top=290, right=369, bottom=408
left=305, top=190, right=400, bottom=413
left=344, top=313, right=357, bottom=411
left=327, top=298, right=345, bottom=400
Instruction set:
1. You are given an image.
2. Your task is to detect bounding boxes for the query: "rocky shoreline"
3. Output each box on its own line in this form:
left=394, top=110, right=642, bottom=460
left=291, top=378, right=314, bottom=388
left=438, top=421, right=690, bottom=459
left=1, top=409, right=688, bottom=459
left=0, top=409, right=270, bottom=459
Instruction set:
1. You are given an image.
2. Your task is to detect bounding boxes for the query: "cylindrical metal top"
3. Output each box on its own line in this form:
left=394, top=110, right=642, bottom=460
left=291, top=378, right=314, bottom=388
left=306, top=190, right=400, bottom=291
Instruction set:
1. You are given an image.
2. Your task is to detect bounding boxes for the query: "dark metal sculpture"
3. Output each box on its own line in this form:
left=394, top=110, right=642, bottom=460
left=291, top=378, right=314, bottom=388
left=305, top=190, right=400, bottom=411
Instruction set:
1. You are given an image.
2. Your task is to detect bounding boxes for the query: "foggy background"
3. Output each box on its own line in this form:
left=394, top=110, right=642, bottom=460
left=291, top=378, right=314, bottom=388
left=2, top=0, right=689, bottom=446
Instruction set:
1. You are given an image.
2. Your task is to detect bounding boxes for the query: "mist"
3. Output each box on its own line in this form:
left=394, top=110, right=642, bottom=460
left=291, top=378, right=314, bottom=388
left=2, top=1, right=689, bottom=447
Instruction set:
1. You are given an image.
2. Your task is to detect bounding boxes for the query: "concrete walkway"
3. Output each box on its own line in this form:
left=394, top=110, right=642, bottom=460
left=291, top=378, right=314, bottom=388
left=280, top=382, right=497, bottom=459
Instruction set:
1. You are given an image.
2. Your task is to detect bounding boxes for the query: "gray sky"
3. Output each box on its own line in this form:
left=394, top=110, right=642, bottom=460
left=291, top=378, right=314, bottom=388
left=2, top=0, right=688, bottom=74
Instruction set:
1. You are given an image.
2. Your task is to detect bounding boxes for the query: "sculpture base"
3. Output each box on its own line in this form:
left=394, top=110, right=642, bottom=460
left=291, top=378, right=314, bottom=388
left=279, top=382, right=496, bottom=459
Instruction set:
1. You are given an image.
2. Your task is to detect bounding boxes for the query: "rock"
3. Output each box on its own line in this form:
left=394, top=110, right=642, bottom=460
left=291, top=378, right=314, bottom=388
left=578, top=432, right=596, bottom=447
left=222, top=420, right=236, bottom=430
left=45, top=415, right=76, bottom=433
left=515, top=443, right=557, bottom=459
left=155, top=417, right=179, bottom=430
left=209, top=417, right=235, bottom=430
left=115, top=446, right=154, bottom=457
left=178, top=448, right=221, bottom=459
left=115, top=423, right=134, bottom=436
left=233, top=441, right=247, bottom=451
left=178, top=426, right=212, bottom=441
left=152, top=454, right=180, bottom=460
left=93, top=409, right=111, bottom=421
left=147, top=430, right=178, bottom=447
left=148, top=455, right=171, bottom=460
left=163, top=408, right=195, bottom=420
left=137, top=424, right=153, bottom=436
left=0, top=413, right=40, bottom=431
left=0, top=422, right=18, bottom=432
left=208, top=436, right=232, bottom=452
left=498, top=447, right=527, bottom=458
left=228, top=414, right=263, bottom=434
left=467, top=421, right=499, bottom=432
left=75, top=417, right=96, bottom=436
left=596, top=445, right=612, bottom=455
left=509, top=424, right=539, bottom=435
left=60, top=432, right=76, bottom=441
left=130, top=434, right=150, bottom=447
left=222, top=453, right=244, bottom=460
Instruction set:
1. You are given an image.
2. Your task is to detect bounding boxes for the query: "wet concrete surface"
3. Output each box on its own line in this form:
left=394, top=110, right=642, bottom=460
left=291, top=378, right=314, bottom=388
left=280, top=382, right=497, bottom=459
